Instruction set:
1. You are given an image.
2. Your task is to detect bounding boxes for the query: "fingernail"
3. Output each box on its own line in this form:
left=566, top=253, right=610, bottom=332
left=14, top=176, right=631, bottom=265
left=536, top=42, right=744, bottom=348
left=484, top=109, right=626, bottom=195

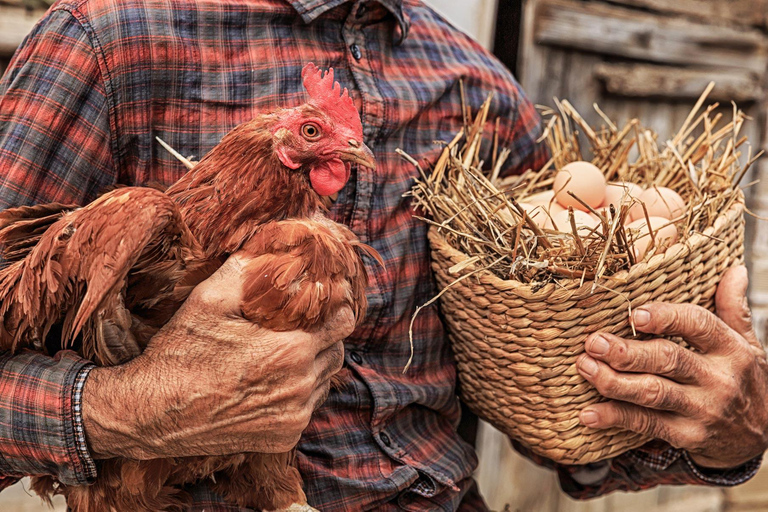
left=634, top=309, right=651, bottom=327
left=581, top=409, right=599, bottom=426
left=579, top=356, right=599, bottom=377
left=588, top=335, right=609, bottom=356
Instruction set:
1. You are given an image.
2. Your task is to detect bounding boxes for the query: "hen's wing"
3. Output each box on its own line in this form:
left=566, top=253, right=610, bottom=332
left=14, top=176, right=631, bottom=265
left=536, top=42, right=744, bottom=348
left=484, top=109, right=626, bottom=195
left=0, top=187, right=201, bottom=365
left=0, top=203, right=75, bottom=262
left=239, top=217, right=378, bottom=332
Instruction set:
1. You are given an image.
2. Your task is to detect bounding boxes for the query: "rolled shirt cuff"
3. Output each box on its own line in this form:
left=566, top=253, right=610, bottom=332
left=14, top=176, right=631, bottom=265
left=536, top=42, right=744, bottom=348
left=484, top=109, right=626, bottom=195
left=0, top=350, right=97, bottom=485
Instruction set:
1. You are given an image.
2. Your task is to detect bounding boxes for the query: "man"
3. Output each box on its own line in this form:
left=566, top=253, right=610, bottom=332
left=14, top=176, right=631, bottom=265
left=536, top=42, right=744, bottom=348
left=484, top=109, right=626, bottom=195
left=0, top=0, right=766, bottom=509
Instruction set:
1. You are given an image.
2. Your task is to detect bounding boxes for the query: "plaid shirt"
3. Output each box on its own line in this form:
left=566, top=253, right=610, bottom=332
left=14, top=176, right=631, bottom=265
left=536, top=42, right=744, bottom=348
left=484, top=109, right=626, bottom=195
left=0, top=0, right=760, bottom=509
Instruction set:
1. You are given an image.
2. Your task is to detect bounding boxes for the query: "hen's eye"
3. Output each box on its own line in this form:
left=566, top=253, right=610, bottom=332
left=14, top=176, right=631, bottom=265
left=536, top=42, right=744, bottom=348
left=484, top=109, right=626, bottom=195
left=301, top=123, right=321, bottom=140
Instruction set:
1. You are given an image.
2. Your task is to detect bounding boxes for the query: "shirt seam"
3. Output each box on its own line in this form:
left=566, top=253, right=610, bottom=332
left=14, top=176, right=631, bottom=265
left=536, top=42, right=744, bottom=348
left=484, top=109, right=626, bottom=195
left=53, top=4, right=121, bottom=191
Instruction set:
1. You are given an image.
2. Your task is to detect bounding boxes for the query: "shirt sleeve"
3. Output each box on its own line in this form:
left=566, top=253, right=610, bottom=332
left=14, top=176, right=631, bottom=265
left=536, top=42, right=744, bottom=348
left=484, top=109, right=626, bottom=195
left=0, top=7, right=116, bottom=485
left=0, top=351, right=96, bottom=486
left=0, top=7, right=116, bottom=208
left=511, top=439, right=761, bottom=499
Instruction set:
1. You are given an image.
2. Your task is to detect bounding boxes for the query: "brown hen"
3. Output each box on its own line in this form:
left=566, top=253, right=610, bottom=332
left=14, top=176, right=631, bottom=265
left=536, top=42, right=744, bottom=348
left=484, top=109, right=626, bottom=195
left=0, top=63, right=378, bottom=511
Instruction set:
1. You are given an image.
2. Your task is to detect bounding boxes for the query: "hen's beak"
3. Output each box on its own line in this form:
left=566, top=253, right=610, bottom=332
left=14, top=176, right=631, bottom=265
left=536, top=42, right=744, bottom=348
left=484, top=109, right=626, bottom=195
left=338, top=140, right=376, bottom=170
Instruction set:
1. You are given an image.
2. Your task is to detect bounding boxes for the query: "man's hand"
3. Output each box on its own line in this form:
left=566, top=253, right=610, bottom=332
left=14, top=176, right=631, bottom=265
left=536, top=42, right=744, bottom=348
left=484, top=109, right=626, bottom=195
left=82, top=253, right=354, bottom=459
left=576, top=265, right=768, bottom=469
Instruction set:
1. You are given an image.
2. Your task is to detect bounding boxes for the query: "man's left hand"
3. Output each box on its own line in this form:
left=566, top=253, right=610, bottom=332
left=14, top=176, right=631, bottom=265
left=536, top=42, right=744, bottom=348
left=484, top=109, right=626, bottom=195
left=577, top=265, right=768, bottom=469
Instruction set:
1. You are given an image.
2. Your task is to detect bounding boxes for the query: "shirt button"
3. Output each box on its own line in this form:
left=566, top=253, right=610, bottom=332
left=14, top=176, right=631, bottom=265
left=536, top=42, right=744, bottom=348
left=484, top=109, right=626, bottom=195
left=350, top=351, right=363, bottom=364
left=379, top=431, right=392, bottom=447
left=350, top=43, right=362, bottom=61
left=356, top=3, right=368, bottom=18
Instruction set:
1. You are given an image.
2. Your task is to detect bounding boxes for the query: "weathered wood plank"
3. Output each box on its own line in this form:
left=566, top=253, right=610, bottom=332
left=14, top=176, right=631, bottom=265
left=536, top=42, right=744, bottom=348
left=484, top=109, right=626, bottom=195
left=533, top=0, right=768, bottom=73
left=594, top=63, right=763, bottom=102
left=605, top=0, right=768, bottom=28
left=0, top=6, right=45, bottom=57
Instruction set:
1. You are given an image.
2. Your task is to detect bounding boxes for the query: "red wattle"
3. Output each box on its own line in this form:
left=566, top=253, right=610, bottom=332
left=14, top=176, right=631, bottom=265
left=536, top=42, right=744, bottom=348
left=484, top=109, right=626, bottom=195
left=309, top=159, right=350, bottom=196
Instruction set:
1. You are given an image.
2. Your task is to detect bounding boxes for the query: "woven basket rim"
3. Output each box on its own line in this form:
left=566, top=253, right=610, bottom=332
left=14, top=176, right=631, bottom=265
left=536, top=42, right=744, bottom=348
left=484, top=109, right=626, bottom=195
left=429, top=191, right=745, bottom=294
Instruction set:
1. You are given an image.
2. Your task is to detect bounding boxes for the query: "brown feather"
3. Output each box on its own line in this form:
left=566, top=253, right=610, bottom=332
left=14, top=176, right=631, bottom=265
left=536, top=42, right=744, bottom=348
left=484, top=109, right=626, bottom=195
left=0, top=88, right=379, bottom=510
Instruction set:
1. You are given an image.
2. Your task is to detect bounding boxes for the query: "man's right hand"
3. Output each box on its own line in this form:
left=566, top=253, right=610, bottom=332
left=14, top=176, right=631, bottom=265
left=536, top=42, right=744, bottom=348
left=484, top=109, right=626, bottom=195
left=81, top=253, right=353, bottom=459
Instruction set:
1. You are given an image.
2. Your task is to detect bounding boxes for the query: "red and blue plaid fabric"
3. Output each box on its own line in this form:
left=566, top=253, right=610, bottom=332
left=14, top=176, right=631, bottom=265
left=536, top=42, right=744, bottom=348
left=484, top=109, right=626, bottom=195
left=0, top=0, right=759, bottom=509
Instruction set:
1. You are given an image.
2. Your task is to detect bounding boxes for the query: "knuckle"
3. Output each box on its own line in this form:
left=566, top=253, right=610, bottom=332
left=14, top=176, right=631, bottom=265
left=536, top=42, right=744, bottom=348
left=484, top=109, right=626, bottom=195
left=654, top=304, right=679, bottom=333
left=330, top=343, right=345, bottom=373
left=698, top=313, right=720, bottom=338
left=615, top=405, right=642, bottom=431
left=681, top=426, right=706, bottom=448
left=658, top=342, right=681, bottom=376
left=335, top=308, right=356, bottom=338
left=594, top=372, right=618, bottom=398
left=611, top=340, right=634, bottom=371
left=190, top=283, right=221, bottom=307
left=642, top=378, right=665, bottom=408
left=291, top=375, right=316, bottom=401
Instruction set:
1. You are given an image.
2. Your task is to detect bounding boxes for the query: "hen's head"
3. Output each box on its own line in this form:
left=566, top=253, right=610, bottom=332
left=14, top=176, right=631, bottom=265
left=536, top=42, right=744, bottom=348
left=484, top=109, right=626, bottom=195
left=270, top=63, right=375, bottom=196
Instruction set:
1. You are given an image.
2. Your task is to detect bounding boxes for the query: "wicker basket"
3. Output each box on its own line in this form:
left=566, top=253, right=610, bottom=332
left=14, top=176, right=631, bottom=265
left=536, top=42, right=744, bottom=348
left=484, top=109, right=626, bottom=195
left=430, top=194, right=745, bottom=465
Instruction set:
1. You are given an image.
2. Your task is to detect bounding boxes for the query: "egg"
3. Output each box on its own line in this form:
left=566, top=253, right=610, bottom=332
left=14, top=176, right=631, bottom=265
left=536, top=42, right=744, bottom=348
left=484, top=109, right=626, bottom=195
left=628, top=187, right=686, bottom=221
left=497, top=207, right=516, bottom=225
left=552, top=209, right=600, bottom=235
left=548, top=201, right=566, bottom=218
left=625, top=216, right=679, bottom=260
left=525, top=190, right=555, bottom=207
left=602, top=182, right=644, bottom=209
left=553, top=161, right=606, bottom=211
left=518, top=202, right=553, bottom=229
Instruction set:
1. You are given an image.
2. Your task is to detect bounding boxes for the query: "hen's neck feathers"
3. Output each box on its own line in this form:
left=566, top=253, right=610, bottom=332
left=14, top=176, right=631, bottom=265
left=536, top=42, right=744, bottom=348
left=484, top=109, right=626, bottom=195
left=166, top=116, right=323, bottom=258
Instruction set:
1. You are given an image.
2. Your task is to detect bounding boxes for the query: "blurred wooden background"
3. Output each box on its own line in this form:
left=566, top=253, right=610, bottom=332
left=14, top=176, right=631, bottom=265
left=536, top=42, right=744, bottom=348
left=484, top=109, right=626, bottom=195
left=2, top=0, right=768, bottom=510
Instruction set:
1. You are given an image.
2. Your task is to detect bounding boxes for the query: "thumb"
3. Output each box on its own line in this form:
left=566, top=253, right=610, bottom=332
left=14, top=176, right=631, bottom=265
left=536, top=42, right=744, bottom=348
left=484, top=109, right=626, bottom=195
left=715, top=265, right=758, bottom=346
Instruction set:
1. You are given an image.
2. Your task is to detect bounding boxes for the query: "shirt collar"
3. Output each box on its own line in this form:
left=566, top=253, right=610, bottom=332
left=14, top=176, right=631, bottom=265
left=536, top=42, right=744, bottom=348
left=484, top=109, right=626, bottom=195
left=285, top=0, right=409, bottom=43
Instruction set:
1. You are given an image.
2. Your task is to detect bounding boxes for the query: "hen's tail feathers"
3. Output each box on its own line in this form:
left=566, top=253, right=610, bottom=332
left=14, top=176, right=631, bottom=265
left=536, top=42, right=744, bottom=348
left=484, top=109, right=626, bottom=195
left=0, top=203, right=74, bottom=263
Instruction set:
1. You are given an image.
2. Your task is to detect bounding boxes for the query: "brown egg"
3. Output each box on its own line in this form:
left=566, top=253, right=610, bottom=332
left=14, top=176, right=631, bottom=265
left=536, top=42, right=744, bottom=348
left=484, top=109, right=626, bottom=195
left=552, top=209, right=600, bottom=235
left=628, top=187, right=686, bottom=221
left=526, top=190, right=555, bottom=207
left=518, top=202, right=553, bottom=229
left=548, top=201, right=566, bottom=218
left=553, top=161, right=606, bottom=211
left=603, top=182, right=644, bottom=209
left=626, top=216, right=679, bottom=260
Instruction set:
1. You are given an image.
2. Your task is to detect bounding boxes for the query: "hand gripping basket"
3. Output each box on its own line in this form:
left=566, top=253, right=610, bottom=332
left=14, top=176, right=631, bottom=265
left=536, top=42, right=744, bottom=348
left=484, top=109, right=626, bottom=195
left=429, top=194, right=744, bottom=465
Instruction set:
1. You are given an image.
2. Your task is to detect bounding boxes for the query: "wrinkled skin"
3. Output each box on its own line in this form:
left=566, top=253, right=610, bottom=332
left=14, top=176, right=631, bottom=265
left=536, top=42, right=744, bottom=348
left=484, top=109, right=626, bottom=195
left=83, top=254, right=353, bottom=460
left=577, top=265, right=768, bottom=469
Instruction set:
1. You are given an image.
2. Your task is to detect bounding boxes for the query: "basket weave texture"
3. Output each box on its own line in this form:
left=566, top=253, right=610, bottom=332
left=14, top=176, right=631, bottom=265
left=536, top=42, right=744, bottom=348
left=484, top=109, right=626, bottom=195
left=430, top=195, right=745, bottom=465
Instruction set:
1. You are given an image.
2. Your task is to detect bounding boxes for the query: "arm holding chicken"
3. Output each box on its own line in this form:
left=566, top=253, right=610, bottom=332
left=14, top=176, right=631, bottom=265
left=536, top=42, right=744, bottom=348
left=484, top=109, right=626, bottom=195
left=576, top=265, right=768, bottom=470
left=83, top=254, right=354, bottom=460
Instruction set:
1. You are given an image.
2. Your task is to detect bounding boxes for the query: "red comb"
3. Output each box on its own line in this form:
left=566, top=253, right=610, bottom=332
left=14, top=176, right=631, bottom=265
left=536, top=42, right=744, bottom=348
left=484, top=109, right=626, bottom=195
left=301, top=63, right=363, bottom=139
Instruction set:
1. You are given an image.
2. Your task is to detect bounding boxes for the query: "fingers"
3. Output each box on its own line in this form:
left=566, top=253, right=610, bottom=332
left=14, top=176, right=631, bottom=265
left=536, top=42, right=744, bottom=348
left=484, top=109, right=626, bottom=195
left=632, top=302, right=736, bottom=354
left=315, top=307, right=356, bottom=351
left=584, top=333, right=703, bottom=383
left=576, top=355, right=691, bottom=412
left=314, top=341, right=344, bottom=383
left=189, top=255, right=251, bottom=313
left=308, top=376, right=333, bottom=412
left=579, top=402, right=692, bottom=448
left=716, top=265, right=760, bottom=348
